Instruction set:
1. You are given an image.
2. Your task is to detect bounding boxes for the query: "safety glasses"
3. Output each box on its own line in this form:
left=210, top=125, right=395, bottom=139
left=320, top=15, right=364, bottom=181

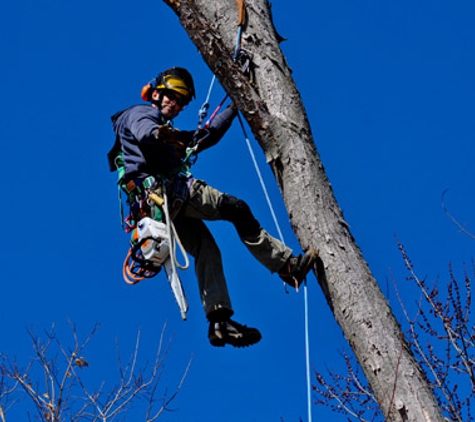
left=163, top=90, right=189, bottom=107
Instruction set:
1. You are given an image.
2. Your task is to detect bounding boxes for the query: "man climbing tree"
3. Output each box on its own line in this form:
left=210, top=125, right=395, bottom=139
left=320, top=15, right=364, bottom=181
left=108, top=67, right=318, bottom=348
left=160, top=0, right=447, bottom=420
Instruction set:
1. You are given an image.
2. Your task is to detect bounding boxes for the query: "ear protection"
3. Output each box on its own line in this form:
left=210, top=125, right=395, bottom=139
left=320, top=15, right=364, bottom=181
left=141, top=79, right=156, bottom=102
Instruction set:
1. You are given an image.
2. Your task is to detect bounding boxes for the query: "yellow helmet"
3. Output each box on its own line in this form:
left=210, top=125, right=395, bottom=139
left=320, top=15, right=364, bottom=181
left=141, top=67, right=195, bottom=103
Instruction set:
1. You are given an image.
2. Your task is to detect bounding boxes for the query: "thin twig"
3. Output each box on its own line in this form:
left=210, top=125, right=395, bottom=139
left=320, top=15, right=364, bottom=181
left=442, top=189, right=475, bottom=240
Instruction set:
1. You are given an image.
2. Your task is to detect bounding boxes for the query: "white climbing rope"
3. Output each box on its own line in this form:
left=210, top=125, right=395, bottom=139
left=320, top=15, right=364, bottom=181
left=236, top=113, right=313, bottom=422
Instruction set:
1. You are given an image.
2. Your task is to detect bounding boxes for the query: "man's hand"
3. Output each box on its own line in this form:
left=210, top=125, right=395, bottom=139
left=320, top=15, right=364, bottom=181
left=155, top=124, right=192, bottom=158
left=157, top=124, right=179, bottom=142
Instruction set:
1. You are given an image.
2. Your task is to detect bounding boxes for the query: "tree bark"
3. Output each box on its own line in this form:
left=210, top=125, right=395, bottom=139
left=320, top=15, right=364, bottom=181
left=163, top=0, right=445, bottom=420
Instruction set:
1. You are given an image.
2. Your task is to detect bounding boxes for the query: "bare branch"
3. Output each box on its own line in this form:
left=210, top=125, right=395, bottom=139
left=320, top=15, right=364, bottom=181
left=146, top=355, right=193, bottom=422
left=313, top=245, right=474, bottom=422
left=313, top=352, right=381, bottom=421
left=442, top=189, right=475, bottom=240
left=1, top=322, right=190, bottom=421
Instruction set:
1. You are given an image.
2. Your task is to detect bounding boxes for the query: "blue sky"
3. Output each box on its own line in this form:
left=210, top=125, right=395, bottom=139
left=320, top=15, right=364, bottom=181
left=1, top=0, right=474, bottom=421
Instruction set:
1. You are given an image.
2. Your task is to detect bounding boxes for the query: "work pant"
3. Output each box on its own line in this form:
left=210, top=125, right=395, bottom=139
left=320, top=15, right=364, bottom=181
left=173, top=178, right=292, bottom=318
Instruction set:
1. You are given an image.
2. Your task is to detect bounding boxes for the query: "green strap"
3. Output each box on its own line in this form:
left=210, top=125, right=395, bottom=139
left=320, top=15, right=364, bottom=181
left=113, top=150, right=194, bottom=229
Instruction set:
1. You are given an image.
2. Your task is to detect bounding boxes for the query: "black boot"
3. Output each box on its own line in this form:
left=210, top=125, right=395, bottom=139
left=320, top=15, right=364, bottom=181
left=208, top=319, right=262, bottom=348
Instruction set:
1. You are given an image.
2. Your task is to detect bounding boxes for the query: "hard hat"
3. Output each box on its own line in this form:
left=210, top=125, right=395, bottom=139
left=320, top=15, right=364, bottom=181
left=141, top=67, right=196, bottom=103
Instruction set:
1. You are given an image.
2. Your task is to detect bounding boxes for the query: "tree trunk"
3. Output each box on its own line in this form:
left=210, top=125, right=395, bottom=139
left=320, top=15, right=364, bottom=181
left=163, top=0, right=444, bottom=420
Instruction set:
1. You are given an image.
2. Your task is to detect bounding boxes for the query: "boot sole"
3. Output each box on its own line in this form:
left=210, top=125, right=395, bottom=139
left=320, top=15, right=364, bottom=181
left=209, top=331, right=262, bottom=348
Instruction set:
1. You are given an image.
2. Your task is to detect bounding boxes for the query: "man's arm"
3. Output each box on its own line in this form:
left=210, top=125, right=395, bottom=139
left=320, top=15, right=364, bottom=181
left=195, top=104, right=238, bottom=152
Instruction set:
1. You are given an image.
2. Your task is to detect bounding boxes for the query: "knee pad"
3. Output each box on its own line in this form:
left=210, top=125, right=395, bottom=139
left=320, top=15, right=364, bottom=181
left=217, top=194, right=261, bottom=238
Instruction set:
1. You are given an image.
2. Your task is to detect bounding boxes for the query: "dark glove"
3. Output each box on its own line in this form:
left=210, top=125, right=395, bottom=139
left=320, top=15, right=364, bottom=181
left=155, top=124, right=193, bottom=158
left=156, top=124, right=179, bottom=142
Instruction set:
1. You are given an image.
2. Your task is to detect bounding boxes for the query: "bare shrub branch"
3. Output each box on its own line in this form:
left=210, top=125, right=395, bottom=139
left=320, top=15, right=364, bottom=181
left=313, top=351, right=382, bottom=421
left=396, top=243, right=474, bottom=421
left=1, top=322, right=190, bottom=421
left=313, top=244, right=474, bottom=422
left=0, top=359, right=18, bottom=422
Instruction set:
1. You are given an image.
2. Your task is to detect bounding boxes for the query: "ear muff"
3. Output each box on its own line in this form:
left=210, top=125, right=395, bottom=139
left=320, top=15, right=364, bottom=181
left=141, top=83, right=153, bottom=101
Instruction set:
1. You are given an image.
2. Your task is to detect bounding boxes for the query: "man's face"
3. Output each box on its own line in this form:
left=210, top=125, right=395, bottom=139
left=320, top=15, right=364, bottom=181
left=154, top=90, right=188, bottom=120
